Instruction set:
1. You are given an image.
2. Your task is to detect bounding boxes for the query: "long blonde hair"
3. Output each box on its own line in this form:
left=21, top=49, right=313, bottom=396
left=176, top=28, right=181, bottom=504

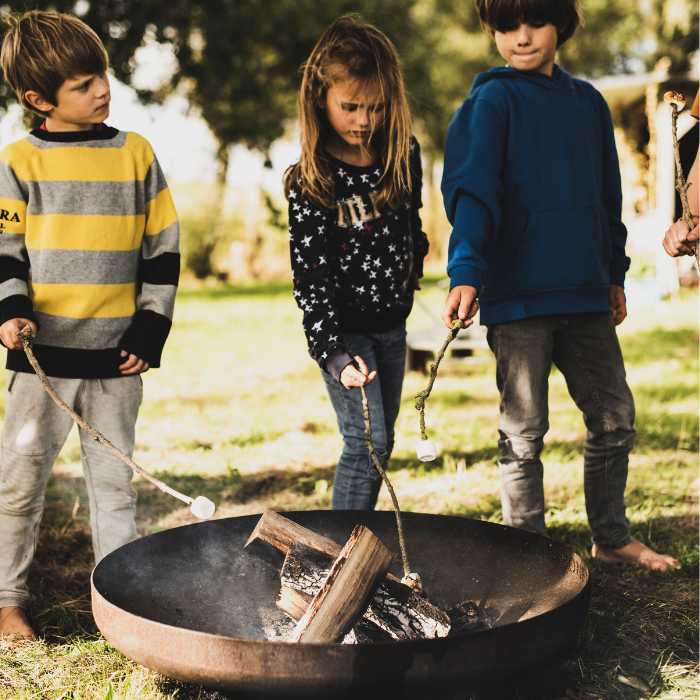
left=284, top=16, right=412, bottom=212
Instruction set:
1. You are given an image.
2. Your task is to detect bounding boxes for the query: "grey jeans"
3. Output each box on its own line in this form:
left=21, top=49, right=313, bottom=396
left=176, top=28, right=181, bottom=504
left=487, top=312, right=635, bottom=549
left=0, top=372, right=143, bottom=610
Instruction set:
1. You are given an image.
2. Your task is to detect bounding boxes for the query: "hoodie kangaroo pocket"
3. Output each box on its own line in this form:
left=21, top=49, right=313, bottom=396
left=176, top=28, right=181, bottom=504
left=509, top=206, right=611, bottom=293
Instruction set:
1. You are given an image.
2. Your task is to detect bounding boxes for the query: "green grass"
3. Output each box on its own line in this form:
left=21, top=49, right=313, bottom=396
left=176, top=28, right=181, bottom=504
left=0, top=281, right=697, bottom=699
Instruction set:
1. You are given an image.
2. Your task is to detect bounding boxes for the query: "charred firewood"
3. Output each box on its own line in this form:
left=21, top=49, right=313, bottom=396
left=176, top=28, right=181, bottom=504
left=280, top=542, right=335, bottom=596
left=367, top=578, right=450, bottom=640
left=276, top=585, right=391, bottom=644
left=278, top=538, right=450, bottom=640
left=288, top=525, right=393, bottom=643
left=446, top=600, right=489, bottom=635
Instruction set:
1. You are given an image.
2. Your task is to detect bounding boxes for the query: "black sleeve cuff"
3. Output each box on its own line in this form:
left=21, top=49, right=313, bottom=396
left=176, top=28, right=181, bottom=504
left=413, top=256, right=425, bottom=278
left=0, top=294, right=37, bottom=328
left=324, top=347, right=354, bottom=382
left=119, top=309, right=172, bottom=368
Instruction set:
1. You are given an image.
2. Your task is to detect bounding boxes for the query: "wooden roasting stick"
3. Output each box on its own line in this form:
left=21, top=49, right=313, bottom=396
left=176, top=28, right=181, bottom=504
left=664, top=91, right=698, bottom=265
left=288, top=525, right=393, bottom=643
left=247, top=510, right=451, bottom=640
left=16, top=325, right=215, bottom=519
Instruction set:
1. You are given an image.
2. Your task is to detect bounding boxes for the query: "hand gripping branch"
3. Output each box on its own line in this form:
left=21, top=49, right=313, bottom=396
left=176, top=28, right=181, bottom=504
left=664, top=90, right=698, bottom=266
left=16, top=325, right=215, bottom=520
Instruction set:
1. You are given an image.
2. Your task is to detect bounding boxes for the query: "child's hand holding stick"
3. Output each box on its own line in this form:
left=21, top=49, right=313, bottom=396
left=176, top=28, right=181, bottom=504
left=664, top=91, right=698, bottom=265
left=16, top=325, right=216, bottom=520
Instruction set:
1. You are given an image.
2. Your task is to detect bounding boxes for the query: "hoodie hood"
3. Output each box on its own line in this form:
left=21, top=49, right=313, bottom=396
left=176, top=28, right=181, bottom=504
left=471, top=64, right=573, bottom=93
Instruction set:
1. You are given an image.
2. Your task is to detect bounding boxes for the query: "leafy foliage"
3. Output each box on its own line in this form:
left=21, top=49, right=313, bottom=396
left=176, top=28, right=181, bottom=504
left=0, top=0, right=697, bottom=170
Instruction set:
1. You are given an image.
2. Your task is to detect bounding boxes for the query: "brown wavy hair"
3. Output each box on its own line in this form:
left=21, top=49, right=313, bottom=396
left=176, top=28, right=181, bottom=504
left=284, top=16, right=412, bottom=212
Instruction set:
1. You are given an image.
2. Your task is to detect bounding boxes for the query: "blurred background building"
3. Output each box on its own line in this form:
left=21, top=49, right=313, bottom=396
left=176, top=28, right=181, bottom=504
left=0, top=0, right=697, bottom=298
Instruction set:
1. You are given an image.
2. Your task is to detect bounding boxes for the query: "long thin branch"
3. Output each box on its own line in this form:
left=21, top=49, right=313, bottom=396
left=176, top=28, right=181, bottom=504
left=17, top=325, right=193, bottom=506
left=359, top=382, right=412, bottom=580
left=414, top=319, right=464, bottom=440
left=670, top=103, right=698, bottom=266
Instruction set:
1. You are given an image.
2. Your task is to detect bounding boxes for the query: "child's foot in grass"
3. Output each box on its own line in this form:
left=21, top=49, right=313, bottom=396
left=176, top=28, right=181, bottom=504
left=0, top=606, right=36, bottom=640
left=592, top=539, right=681, bottom=571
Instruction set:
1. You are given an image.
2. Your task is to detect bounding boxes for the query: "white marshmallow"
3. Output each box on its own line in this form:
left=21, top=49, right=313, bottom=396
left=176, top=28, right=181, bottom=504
left=416, top=439, right=436, bottom=461
left=190, top=496, right=216, bottom=520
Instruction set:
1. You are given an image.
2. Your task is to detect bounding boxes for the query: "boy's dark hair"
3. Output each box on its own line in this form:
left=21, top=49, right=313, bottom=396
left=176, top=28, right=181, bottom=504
left=1, top=10, right=108, bottom=116
left=476, top=0, right=583, bottom=47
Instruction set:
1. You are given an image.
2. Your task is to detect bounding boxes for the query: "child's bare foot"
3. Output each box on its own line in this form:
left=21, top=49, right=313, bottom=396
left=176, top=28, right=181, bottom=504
left=592, top=539, right=681, bottom=571
left=0, top=606, right=37, bottom=640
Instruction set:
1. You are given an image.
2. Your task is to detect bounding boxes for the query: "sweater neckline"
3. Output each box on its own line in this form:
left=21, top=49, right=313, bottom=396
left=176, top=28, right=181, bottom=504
left=30, top=125, right=120, bottom=142
left=323, top=149, right=382, bottom=173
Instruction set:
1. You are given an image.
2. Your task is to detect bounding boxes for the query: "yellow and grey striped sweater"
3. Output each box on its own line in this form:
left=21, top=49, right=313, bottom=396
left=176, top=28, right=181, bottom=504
left=0, top=125, right=179, bottom=377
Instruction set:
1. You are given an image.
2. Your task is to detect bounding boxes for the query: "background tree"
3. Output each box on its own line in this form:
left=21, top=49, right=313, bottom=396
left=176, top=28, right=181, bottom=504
left=0, top=0, right=696, bottom=177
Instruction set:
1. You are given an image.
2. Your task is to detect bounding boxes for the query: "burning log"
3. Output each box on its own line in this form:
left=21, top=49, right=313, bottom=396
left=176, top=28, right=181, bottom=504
left=288, top=525, right=393, bottom=643
left=277, top=586, right=313, bottom=620
left=276, top=586, right=391, bottom=643
left=248, top=511, right=451, bottom=641
left=280, top=542, right=335, bottom=596
left=245, top=508, right=341, bottom=560
left=366, top=577, right=451, bottom=640
left=446, top=599, right=488, bottom=635
left=280, top=540, right=452, bottom=639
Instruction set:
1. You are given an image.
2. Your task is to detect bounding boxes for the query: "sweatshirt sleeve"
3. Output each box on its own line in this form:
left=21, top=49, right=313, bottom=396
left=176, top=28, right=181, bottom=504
left=288, top=181, right=352, bottom=380
left=119, top=154, right=180, bottom=367
left=410, top=138, right=429, bottom=277
left=441, top=99, right=506, bottom=291
left=0, top=156, right=35, bottom=327
left=598, top=95, right=630, bottom=287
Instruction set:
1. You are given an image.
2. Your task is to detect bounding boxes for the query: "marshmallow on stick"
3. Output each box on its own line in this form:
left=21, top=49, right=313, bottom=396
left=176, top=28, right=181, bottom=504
left=16, top=325, right=216, bottom=520
left=413, top=319, right=465, bottom=460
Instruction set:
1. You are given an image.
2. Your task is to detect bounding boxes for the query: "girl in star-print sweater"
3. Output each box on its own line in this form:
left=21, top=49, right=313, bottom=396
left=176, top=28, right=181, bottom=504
left=284, top=16, right=429, bottom=510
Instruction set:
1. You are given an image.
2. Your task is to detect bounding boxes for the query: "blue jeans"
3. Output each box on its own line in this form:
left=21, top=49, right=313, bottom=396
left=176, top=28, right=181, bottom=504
left=322, top=325, right=407, bottom=510
left=487, top=312, right=635, bottom=549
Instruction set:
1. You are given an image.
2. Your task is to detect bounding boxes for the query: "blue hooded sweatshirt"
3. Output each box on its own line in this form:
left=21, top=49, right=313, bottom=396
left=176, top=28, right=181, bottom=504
left=442, top=65, right=630, bottom=325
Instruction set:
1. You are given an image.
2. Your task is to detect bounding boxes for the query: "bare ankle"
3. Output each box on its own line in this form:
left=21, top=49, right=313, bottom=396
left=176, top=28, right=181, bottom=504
left=0, top=606, right=37, bottom=640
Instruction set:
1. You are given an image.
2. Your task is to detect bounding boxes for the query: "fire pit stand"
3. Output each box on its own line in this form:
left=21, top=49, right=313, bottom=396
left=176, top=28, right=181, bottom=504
left=91, top=511, right=589, bottom=698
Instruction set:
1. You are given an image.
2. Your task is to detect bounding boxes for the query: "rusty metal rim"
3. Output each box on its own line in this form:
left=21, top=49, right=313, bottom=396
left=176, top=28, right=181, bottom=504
left=91, top=554, right=589, bottom=649
left=91, top=568, right=591, bottom=694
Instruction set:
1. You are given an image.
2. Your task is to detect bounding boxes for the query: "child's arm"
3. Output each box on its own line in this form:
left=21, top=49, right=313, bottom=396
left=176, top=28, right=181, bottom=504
left=119, top=152, right=179, bottom=371
left=409, top=138, right=429, bottom=284
left=598, top=94, right=631, bottom=289
left=288, top=181, right=351, bottom=381
left=0, top=155, right=37, bottom=347
left=441, top=98, right=506, bottom=326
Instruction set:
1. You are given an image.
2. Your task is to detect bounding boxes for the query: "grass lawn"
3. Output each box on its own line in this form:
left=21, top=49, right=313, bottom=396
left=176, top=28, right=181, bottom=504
left=0, top=279, right=697, bottom=700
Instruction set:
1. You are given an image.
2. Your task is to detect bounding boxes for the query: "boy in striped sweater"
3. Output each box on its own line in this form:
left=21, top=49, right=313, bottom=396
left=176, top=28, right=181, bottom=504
left=0, top=11, right=180, bottom=638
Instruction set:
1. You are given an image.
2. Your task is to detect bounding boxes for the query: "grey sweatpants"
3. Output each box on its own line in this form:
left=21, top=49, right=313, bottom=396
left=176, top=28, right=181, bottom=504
left=0, top=371, right=143, bottom=610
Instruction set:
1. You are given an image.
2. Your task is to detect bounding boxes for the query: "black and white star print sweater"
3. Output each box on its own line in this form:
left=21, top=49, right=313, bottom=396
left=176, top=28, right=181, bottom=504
left=288, top=137, right=429, bottom=381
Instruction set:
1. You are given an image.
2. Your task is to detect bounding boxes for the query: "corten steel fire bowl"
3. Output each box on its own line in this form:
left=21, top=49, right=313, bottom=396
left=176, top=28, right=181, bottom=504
left=91, top=510, right=589, bottom=698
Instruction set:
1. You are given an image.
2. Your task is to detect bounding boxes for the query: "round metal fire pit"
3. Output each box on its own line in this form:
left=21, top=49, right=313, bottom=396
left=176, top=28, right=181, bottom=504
left=92, top=511, right=589, bottom=698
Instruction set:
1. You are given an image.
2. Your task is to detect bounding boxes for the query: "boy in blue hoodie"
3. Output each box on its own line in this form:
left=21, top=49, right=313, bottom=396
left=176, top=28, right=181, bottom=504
left=441, top=0, right=679, bottom=570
